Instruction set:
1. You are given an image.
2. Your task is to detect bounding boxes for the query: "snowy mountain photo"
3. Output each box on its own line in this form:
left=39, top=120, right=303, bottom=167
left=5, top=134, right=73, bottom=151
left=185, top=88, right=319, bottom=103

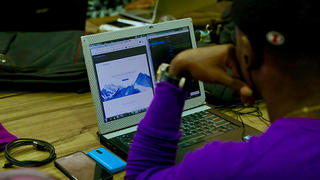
left=100, top=72, right=152, bottom=102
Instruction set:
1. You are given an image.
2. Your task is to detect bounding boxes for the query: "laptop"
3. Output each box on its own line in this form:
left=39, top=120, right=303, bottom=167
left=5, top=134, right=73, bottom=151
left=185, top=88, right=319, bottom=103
left=120, top=0, right=218, bottom=24
left=81, top=18, right=261, bottom=163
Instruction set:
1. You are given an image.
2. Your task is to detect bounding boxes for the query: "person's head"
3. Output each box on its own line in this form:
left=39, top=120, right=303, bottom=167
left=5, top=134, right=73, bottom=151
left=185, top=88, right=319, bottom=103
left=230, top=0, right=320, bottom=98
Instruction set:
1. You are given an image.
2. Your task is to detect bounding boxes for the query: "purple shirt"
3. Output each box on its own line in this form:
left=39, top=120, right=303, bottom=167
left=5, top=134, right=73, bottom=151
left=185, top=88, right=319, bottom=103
left=125, top=82, right=320, bottom=179
left=0, top=123, right=17, bottom=150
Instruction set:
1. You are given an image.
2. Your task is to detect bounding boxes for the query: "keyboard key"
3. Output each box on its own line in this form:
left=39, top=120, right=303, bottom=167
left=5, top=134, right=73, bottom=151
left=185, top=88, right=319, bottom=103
left=179, top=133, right=204, bottom=143
left=179, top=134, right=206, bottom=148
left=214, top=121, right=230, bottom=128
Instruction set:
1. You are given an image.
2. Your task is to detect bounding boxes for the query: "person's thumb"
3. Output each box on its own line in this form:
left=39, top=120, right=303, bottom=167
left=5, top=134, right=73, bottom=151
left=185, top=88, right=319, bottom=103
left=227, top=78, right=252, bottom=97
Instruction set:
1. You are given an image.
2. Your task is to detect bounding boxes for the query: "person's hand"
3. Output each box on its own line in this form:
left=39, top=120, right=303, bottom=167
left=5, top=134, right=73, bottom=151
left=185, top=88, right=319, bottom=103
left=125, top=0, right=156, bottom=10
left=169, top=44, right=254, bottom=105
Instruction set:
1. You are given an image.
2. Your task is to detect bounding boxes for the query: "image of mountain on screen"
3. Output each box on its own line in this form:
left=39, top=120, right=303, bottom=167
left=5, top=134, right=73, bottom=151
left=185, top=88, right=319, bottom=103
left=101, top=73, right=152, bottom=102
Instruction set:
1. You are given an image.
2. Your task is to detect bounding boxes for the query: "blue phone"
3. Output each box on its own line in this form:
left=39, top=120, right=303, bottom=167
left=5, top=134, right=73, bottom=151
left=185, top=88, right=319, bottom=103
left=87, top=147, right=127, bottom=174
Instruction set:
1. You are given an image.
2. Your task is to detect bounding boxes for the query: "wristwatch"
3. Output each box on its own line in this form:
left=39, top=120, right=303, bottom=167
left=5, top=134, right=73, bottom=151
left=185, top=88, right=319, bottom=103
left=156, top=63, right=186, bottom=89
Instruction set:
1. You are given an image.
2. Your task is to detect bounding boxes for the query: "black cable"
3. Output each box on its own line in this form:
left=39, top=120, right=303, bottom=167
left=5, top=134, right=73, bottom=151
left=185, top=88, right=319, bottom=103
left=215, top=101, right=270, bottom=125
left=214, top=101, right=271, bottom=141
left=3, top=138, right=56, bottom=168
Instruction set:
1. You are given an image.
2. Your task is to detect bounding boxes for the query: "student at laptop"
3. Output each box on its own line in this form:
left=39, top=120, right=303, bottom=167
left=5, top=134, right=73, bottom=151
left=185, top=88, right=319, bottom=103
left=125, top=0, right=320, bottom=179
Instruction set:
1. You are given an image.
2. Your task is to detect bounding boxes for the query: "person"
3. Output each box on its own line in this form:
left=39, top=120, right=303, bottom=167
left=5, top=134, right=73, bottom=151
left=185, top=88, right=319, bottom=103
left=124, top=0, right=320, bottom=179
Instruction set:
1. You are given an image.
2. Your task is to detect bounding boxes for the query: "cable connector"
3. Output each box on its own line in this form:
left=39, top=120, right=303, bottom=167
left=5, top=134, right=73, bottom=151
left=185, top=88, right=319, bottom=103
left=33, top=141, right=47, bottom=151
left=3, top=162, right=13, bottom=168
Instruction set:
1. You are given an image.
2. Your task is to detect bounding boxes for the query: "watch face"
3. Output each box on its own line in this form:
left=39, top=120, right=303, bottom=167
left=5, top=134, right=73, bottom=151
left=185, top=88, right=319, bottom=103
left=156, top=63, right=170, bottom=82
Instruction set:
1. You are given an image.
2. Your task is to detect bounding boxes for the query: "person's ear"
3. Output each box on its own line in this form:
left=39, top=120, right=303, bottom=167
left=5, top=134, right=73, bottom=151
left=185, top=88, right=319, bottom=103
left=239, top=35, right=255, bottom=70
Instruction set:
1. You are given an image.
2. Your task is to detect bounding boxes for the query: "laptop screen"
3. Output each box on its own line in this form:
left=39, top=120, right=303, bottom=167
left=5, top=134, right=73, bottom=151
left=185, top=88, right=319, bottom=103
left=90, top=27, right=200, bottom=122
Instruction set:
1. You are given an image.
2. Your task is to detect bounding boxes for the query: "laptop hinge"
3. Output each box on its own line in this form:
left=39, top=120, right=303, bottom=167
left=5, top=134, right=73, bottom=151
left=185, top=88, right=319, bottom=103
left=182, top=105, right=210, bottom=117
left=103, top=105, right=210, bottom=139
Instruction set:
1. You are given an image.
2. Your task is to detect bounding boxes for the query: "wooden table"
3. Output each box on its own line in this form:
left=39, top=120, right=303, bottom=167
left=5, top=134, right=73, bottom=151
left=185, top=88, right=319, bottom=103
left=0, top=91, right=269, bottom=179
left=0, top=91, right=125, bottom=179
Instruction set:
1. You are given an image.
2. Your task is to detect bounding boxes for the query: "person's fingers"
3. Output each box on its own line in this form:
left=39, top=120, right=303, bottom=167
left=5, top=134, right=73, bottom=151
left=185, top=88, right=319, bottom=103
left=209, top=71, right=251, bottom=96
left=240, top=86, right=253, bottom=97
left=241, top=93, right=255, bottom=105
left=196, top=67, right=253, bottom=97
left=226, top=55, right=243, bottom=80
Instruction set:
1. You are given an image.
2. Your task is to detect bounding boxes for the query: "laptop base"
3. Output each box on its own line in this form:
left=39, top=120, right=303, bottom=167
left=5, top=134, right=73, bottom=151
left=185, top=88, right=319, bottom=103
left=98, top=109, right=262, bottom=162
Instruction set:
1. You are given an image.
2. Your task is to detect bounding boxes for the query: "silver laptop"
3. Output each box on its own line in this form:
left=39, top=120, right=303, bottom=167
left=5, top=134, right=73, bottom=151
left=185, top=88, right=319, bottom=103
left=120, top=0, right=217, bottom=24
left=81, top=18, right=261, bottom=162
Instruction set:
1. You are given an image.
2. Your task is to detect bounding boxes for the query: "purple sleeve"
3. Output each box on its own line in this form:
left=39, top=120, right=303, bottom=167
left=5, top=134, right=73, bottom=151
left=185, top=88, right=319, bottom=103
left=125, top=82, right=186, bottom=179
left=124, top=82, right=320, bottom=179
left=125, top=82, right=251, bottom=180
left=0, top=123, right=17, bottom=150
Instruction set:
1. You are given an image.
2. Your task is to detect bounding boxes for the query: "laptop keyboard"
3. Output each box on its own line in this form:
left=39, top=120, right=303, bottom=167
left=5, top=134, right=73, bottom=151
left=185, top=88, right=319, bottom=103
left=179, top=110, right=237, bottom=147
left=116, top=110, right=238, bottom=148
left=117, top=131, right=136, bottom=147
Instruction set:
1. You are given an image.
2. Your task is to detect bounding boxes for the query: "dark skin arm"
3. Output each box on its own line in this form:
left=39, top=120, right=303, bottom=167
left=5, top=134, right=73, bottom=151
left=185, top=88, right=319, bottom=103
left=169, top=44, right=253, bottom=104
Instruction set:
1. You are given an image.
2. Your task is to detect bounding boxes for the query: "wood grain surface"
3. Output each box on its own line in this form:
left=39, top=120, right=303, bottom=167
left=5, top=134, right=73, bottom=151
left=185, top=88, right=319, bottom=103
left=0, top=91, right=125, bottom=179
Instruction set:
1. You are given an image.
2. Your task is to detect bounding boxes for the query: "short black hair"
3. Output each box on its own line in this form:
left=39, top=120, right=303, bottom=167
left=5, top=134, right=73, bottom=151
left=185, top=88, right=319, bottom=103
left=231, top=0, right=320, bottom=54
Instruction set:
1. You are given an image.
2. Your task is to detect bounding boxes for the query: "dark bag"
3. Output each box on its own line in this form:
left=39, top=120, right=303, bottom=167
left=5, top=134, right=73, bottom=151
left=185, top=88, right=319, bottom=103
left=0, top=31, right=90, bottom=92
